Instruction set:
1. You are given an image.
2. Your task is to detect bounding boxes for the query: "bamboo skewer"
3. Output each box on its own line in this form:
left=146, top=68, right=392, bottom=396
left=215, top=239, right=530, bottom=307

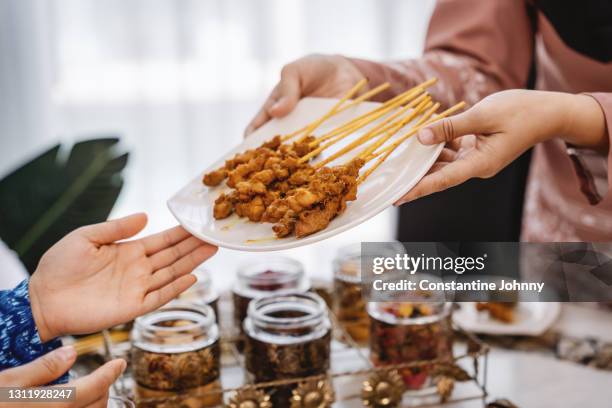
left=303, top=92, right=430, bottom=167
left=312, top=80, right=436, bottom=146
left=357, top=103, right=441, bottom=184
left=349, top=97, right=432, bottom=160
left=283, top=79, right=367, bottom=143
left=357, top=97, right=433, bottom=160
left=285, top=77, right=437, bottom=145
left=280, top=81, right=391, bottom=142
left=310, top=87, right=426, bottom=149
left=295, top=78, right=368, bottom=142
left=366, top=101, right=467, bottom=162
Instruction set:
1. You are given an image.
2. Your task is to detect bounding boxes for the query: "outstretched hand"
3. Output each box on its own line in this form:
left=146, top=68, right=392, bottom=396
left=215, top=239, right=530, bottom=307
left=396, top=90, right=608, bottom=205
left=29, top=213, right=217, bottom=341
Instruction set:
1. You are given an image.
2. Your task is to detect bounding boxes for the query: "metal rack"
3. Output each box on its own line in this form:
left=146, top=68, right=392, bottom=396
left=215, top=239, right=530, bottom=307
left=92, top=292, right=490, bottom=407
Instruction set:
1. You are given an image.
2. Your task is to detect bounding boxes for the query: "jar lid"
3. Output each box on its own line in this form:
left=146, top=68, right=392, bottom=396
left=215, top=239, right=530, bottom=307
left=244, top=292, right=331, bottom=345
left=179, top=268, right=219, bottom=304
left=233, top=256, right=309, bottom=298
left=333, top=244, right=362, bottom=283
left=334, top=242, right=408, bottom=283
left=132, top=302, right=219, bottom=353
left=367, top=301, right=452, bottom=326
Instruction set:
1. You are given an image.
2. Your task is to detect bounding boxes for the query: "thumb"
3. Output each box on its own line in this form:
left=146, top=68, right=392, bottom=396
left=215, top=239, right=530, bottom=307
left=71, top=359, right=126, bottom=406
left=417, top=108, right=484, bottom=145
left=268, top=64, right=301, bottom=118
left=0, top=346, right=76, bottom=386
left=80, top=213, right=148, bottom=244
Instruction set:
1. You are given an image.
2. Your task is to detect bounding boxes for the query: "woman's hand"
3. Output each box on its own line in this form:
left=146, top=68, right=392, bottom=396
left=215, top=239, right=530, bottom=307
left=29, top=213, right=217, bottom=342
left=0, top=346, right=124, bottom=408
left=245, top=54, right=365, bottom=136
left=397, top=90, right=608, bottom=204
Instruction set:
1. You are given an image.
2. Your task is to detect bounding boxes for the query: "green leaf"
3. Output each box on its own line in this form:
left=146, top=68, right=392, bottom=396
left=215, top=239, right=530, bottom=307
left=0, top=137, right=129, bottom=273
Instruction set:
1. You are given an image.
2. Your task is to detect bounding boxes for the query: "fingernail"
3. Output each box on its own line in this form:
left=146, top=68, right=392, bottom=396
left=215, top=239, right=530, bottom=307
left=418, top=128, right=435, bottom=144
left=55, top=346, right=76, bottom=362
left=118, top=359, right=127, bottom=374
left=244, top=125, right=254, bottom=136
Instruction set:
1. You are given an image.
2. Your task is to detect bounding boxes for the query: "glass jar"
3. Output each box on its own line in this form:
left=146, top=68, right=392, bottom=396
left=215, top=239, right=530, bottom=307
left=333, top=245, right=369, bottom=344
left=244, top=293, right=331, bottom=406
left=131, top=303, right=221, bottom=408
left=178, top=268, right=219, bottom=320
left=368, top=301, right=453, bottom=392
left=233, top=257, right=309, bottom=336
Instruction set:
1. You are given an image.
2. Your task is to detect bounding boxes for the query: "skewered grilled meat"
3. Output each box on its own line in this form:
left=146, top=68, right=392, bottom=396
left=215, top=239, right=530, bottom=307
left=202, top=135, right=314, bottom=187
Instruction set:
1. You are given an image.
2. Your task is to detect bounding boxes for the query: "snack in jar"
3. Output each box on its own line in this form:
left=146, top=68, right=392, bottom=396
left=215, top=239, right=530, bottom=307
left=367, top=301, right=453, bottom=392
left=244, top=292, right=331, bottom=406
left=333, top=245, right=369, bottom=343
left=233, top=257, right=309, bottom=336
left=131, top=303, right=221, bottom=407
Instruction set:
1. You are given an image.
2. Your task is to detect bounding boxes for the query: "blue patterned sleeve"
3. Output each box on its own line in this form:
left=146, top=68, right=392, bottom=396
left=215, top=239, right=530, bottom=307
left=0, top=280, right=67, bottom=384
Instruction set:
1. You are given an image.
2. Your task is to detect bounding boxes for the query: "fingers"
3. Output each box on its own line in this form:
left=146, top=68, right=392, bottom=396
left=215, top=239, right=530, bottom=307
left=396, top=158, right=485, bottom=205
left=245, top=87, right=278, bottom=136
left=148, top=245, right=217, bottom=292
left=268, top=64, right=301, bottom=117
left=438, top=148, right=457, bottom=162
left=244, top=62, right=302, bottom=136
left=417, top=108, right=487, bottom=145
left=149, top=236, right=206, bottom=270
left=0, top=346, right=76, bottom=387
left=143, top=274, right=197, bottom=312
left=140, top=225, right=192, bottom=255
left=80, top=213, right=148, bottom=244
left=71, top=359, right=126, bottom=406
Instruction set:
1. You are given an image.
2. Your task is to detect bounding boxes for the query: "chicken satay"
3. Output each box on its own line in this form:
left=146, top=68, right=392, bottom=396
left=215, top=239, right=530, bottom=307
left=202, top=168, right=228, bottom=186
left=288, top=167, right=315, bottom=186
left=295, top=197, right=341, bottom=238
left=251, top=168, right=276, bottom=185
left=291, top=136, right=317, bottom=157
left=227, top=151, right=270, bottom=187
left=235, top=180, right=267, bottom=201
left=273, top=210, right=297, bottom=237
left=235, top=196, right=266, bottom=222
left=261, top=198, right=290, bottom=223
left=213, top=193, right=234, bottom=219
left=262, top=135, right=282, bottom=150
left=285, top=188, right=322, bottom=212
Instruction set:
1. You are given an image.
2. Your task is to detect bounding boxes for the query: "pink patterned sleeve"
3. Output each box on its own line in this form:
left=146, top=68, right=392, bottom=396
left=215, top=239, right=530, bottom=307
left=567, top=93, right=612, bottom=204
left=349, top=0, right=535, bottom=108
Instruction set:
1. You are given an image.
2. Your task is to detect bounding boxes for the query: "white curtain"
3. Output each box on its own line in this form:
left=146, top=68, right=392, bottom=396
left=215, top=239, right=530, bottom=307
left=0, top=0, right=435, bottom=289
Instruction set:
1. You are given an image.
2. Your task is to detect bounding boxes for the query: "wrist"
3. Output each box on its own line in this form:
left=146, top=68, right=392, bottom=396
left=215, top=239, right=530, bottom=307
left=28, top=275, right=55, bottom=342
left=559, top=93, right=608, bottom=152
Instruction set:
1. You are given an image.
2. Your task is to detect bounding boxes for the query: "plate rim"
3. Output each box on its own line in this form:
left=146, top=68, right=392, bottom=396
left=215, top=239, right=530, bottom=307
left=452, top=302, right=562, bottom=336
left=167, top=96, right=444, bottom=251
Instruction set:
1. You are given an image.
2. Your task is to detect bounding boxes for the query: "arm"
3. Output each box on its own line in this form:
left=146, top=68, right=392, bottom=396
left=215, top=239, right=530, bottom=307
left=0, top=280, right=66, bottom=383
left=245, top=0, right=535, bottom=135
left=350, top=0, right=535, bottom=107
left=396, top=90, right=610, bottom=204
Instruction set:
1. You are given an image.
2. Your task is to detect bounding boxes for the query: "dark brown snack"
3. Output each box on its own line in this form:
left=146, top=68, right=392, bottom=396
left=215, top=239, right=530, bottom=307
left=232, top=259, right=309, bottom=350
left=131, top=304, right=221, bottom=408
left=132, top=342, right=220, bottom=391
left=368, top=302, right=453, bottom=391
left=334, top=278, right=369, bottom=343
left=244, top=293, right=331, bottom=407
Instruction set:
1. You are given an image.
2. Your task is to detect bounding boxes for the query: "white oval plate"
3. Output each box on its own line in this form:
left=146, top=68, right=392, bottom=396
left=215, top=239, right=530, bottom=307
left=452, top=302, right=561, bottom=336
left=167, top=97, right=443, bottom=251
